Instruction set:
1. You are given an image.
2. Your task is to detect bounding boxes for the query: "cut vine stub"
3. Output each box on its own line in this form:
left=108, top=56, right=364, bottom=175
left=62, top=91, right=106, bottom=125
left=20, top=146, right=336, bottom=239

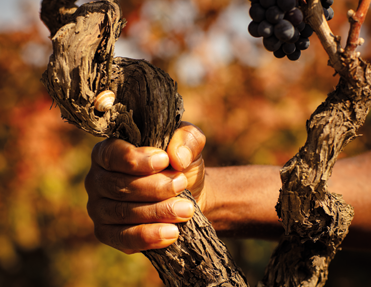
left=40, top=0, right=249, bottom=286
left=41, top=0, right=184, bottom=149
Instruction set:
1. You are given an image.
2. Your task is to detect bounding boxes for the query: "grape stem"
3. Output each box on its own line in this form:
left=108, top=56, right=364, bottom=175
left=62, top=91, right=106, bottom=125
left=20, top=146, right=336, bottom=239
left=303, top=0, right=341, bottom=70
left=345, top=0, right=371, bottom=54
left=303, top=0, right=370, bottom=74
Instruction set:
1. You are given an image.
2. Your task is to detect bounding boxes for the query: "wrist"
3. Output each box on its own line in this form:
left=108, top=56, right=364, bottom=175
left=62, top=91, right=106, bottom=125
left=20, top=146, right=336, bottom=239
left=197, top=165, right=284, bottom=240
left=197, top=170, right=215, bottom=216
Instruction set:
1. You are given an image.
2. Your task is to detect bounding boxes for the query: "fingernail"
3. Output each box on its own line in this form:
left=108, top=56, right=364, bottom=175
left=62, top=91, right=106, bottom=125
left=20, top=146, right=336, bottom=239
left=177, top=146, right=192, bottom=169
left=172, top=174, right=188, bottom=193
left=150, top=152, right=169, bottom=171
left=174, top=200, right=194, bottom=218
left=160, top=225, right=179, bottom=240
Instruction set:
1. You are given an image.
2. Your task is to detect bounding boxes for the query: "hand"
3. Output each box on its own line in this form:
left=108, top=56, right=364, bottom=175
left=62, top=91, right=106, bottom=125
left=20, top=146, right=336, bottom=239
left=85, top=122, right=206, bottom=254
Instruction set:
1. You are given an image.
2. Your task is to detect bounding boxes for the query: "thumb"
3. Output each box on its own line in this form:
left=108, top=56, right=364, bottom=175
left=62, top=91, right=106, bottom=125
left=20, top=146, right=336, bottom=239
left=167, top=122, right=206, bottom=172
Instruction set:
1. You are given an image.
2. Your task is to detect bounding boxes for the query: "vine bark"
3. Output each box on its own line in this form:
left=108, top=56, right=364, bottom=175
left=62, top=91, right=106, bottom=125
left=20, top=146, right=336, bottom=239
left=40, top=0, right=371, bottom=286
left=260, top=0, right=371, bottom=286
left=40, top=0, right=248, bottom=286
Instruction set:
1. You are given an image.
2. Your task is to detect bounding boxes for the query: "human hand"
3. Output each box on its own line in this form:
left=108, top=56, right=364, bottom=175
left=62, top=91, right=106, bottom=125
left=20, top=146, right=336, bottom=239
left=85, top=122, right=206, bottom=254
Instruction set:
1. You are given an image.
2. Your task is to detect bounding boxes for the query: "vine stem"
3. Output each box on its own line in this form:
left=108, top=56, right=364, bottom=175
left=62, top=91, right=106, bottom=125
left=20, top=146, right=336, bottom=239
left=345, top=0, right=371, bottom=55
left=304, top=0, right=370, bottom=74
left=261, top=1, right=371, bottom=286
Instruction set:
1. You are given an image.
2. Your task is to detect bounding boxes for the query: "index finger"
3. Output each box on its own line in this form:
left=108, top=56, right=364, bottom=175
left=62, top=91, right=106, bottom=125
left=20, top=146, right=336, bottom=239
left=91, top=138, right=169, bottom=175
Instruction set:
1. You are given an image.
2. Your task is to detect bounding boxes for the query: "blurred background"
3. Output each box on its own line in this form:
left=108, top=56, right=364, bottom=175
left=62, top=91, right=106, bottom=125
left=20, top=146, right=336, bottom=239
left=0, top=0, right=370, bottom=286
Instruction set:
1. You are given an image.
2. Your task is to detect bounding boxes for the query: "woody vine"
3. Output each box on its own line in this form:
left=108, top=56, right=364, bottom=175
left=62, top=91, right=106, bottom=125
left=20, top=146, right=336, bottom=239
left=39, top=0, right=371, bottom=286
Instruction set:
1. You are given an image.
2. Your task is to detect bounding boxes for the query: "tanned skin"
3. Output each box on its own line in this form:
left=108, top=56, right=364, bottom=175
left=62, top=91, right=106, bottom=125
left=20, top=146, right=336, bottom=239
left=85, top=122, right=371, bottom=253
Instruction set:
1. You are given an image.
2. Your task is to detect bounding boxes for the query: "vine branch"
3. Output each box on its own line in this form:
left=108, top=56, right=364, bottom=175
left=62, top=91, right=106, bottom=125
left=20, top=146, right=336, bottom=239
left=261, top=1, right=371, bottom=286
left=345, top=0, right=371, bottom=54
left=40, top=1, right=249, bottom=286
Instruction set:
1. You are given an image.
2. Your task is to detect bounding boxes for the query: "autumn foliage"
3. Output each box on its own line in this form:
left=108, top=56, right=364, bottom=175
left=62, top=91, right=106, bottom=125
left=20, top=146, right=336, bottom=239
left=0, top=0, right=370, bottom=286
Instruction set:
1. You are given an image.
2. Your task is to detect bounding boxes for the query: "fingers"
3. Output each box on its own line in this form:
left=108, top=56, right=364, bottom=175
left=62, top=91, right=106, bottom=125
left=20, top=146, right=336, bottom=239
left=90, top=197, right=194, bottom=254
left=85, top=122, right=206, bottom=254
left=94, top=223, right=180, bottom=254
left=91, top=138, right=169, bottom=175
left=87, top=197, right=194, bottom=225
left=85, top=167, right=188, bottom=202
left=167, top=122, right=206, bottom=171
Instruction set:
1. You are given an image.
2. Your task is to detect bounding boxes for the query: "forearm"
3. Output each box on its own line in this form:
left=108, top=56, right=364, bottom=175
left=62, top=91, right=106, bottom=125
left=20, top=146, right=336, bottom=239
left=203, top=153, right=371, bottom=249
left=203, top=165, right=283, bottom=241
left=329, top=151, right=371, bottom=249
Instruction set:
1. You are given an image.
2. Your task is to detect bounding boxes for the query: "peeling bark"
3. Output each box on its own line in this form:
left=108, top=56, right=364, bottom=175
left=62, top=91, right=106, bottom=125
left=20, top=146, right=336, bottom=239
left=260, top=0, right=371, bottom=285
left=260, top=77, right=371, bottom=286
left=40, top=0, right=248, bottom=286
left=40, top=0, right=371, bottom=285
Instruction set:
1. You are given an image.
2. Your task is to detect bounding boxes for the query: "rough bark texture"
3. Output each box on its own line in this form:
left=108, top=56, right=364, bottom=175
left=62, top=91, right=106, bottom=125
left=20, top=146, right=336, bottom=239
left=41, top=0, right=183, bottom=148
left=144, top=190, right=247, bottom=287
left=260, top=0, right=371, bottom=285
left=40, top=0, right=248, bottom=286
left=260, top=77, right=369, bottom=286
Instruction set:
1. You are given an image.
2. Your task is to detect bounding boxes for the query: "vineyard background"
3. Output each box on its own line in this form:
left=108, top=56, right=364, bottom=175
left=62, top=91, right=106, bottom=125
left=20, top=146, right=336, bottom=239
left=0, top=0, right=370, bottom=286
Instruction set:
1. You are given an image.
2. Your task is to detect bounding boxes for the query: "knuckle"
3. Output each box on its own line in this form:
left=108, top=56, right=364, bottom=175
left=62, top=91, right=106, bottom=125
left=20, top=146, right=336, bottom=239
left=109, top=175, right=130, bottom=200
left=181, top=128, right=206, bottom=160
left=136, top=225, right=152, bottom=246
left=156, top=175, right=173, bottom=195
left=94, top=223, right=135, bottom=254
left=114, top=201, right=131, bottom=222
left=122, top=148, right=138, bottom=171
left=192, top=126, right=206, bottom=146
left=181, top=122, right=206, bottom=147
left=115, top=227, right=133, bottom=252
left=165, top=202, right=178, bottom=218
left=152, top=201, right=177, bottom=220
left=154, top=174, right=179, bottom=198
left=190, top=130, right=206, bottom=153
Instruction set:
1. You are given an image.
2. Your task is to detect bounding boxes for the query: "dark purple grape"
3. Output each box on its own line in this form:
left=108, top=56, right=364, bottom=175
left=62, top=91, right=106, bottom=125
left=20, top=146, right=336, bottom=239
left=297, top=21, right=306, bottom=32
left=258, top=20, right=274, bottom=37
left=277, top=0, right=296, bottom=12
left=250, top=4, right=266, bottom=22
left=259, top=0, right=276, bottom=9
left=287, top=28, right=300, bottom=43
left=266, top=6, right=285, bottom=24
left=327, top=7, right=334, bottom=20
left=284, top=8, right=304, bottom=26
left=248, top=21, right=261, bottom=38
left=263, top=36, right=282, bottom=51
left=274, top=20, right=295, bottom=41
left=296, top=37, right=310, bottom=50
left=300, top=24, right=313, bottom=38
left=321, top=0, right=334, bottom=9
left=323, top=8, right=329, bottom=20
left=282, top=42, right=296, bottom=55
left=287, top=49, right=301, bottom=60
left=273, top=47, right=286, bottom=58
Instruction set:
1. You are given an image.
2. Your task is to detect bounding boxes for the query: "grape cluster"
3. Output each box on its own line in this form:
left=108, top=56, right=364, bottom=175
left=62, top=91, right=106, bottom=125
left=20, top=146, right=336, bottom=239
left=248, top=0, right=334, bottom=60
